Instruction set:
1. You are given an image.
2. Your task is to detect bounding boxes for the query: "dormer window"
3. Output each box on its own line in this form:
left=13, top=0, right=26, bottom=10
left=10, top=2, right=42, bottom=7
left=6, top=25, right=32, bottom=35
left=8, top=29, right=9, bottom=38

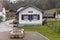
left=28, top=11, right=33, bottom=13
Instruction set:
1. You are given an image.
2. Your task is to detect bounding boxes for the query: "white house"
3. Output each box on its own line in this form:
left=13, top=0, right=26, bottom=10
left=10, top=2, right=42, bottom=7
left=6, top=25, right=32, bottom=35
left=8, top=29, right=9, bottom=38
left=0, top=3, right=6, bottom=21
left=16, top=5, right=43, bottom=26
left=55, top=13, right=60, bottom=18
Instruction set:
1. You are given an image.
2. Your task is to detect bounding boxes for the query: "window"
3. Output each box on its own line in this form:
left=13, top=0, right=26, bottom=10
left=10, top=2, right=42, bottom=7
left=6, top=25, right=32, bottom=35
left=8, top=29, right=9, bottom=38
left=24, top=15, right=28, bottom=20
left=33, top=15, right=40, bottom=20
left=33, top=15, right=38, bottom=20
left=22, top=15, right=28, bottom=20
left=28, top=11, right=33, bottom=13
left=21, top=14, right=40, bottom=21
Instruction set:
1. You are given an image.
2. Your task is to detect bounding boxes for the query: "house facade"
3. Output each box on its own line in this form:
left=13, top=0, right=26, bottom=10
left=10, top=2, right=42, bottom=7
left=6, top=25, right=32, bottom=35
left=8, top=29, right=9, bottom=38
left=16, top=5, right=43, bottom=26
left=0, top=3, right=6, bottom=21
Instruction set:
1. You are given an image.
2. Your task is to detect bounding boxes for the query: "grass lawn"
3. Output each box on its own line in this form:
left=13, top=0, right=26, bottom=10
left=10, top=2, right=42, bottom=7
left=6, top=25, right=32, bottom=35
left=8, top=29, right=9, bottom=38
left=18, top=26, right=60, bottom=40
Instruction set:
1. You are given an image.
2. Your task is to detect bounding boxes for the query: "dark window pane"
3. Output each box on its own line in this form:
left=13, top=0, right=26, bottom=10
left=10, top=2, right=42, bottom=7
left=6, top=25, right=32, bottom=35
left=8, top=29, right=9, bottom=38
left=21, top=14, right=40, bottom=20
left=24, top=15, right=28, bottom=20
left=32, top=15, right=40, bottom=20
left=21, top=15, right=24, bottom=20
left=33, top=15, right=38, bottom=20
left=38, top=15, right=40, bottom=20
left=28, top=11, right=33, bottom=13
left=22, top=15, right=28, bottom=20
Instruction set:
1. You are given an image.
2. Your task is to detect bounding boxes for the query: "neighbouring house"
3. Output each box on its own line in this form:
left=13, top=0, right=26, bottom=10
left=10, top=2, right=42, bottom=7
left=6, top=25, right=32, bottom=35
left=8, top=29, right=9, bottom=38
left=16, top=5, right=43, bottom=26
left=55, top=13, right=60, bottom=18
left=0, top=3, right=6, bottom=21
left=43, top=11, right=56, bottom=18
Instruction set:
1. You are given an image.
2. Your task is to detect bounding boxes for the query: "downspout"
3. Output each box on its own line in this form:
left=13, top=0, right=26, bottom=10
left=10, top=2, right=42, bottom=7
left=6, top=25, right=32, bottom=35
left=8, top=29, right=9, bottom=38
left=16, top=13, right=19, bottom=27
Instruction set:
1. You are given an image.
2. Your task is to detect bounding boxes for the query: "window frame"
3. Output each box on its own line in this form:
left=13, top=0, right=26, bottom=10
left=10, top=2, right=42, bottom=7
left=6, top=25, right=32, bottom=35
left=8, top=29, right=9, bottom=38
left=21, top=14, right=40, bottom=21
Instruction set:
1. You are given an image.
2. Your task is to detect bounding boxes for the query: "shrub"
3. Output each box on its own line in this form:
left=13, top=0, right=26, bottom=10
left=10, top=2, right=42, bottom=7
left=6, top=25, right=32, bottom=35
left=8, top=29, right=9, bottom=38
left=55, top=27, right=60, bottom=33
left=13, top=21, right=19, bottom=24
left=10, top=20, right=19, bottom=24
left=46, top=18, right=60, bottom=33
left=43, top=19, right=47, bottom=25
left=0, top=16, right=3, bottom=22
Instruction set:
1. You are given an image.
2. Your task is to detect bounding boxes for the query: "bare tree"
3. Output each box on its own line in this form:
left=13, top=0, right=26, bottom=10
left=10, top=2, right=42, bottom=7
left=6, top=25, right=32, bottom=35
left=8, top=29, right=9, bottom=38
left=0, top=16, right=3, bottom=23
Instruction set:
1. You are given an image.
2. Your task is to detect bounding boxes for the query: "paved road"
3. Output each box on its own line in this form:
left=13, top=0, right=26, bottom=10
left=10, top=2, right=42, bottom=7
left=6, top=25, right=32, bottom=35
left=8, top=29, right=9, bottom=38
left=0, top=31, right=49, bottom=40
left=0, top=20, right=49, bottom=40
left=0, top=20, right=14, bottom=32
left=24, top=31, right=49, bottom=40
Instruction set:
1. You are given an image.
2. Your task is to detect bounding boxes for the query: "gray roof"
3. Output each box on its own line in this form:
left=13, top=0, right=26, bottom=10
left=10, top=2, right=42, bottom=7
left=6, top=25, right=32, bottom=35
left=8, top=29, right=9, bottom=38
left=43, top=11, right=56, bottom=17
left=15, top=4, right=43, bottom=15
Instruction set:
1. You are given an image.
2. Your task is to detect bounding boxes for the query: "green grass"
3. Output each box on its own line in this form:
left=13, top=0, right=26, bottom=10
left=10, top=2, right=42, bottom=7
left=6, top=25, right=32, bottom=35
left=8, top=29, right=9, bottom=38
left=18, top=26, right=60, bottom=40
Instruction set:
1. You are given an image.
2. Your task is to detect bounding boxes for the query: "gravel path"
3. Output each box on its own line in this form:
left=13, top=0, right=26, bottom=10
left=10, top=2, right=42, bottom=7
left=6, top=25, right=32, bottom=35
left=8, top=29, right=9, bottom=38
left=0, top=31, right=49, bottom=40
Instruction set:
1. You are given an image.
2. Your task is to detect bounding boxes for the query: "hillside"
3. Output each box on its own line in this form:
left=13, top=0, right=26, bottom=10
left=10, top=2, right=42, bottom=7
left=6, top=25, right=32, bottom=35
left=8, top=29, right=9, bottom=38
left=2, top=0, right=60, bottom=10
left=46, top=8, right=57, bottom=12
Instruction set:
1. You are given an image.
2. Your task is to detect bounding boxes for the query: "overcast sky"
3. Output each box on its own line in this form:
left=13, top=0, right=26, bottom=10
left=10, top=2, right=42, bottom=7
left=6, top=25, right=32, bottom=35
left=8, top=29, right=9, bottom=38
left=9, top=0, right=25, bottom=3
left=10, top=0, right=17, bottom=2
left=0, top=0, right=25, bottom=2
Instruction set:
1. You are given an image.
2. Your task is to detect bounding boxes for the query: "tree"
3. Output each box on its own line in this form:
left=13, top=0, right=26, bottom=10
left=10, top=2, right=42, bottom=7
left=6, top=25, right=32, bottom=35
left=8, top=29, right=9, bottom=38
left=2, top=0, right=60, bottom=10
left=56, top=2, right=60, bottom=8
left=0, top=16, right=3, bottom=22
left=56, top=2, right=60, bottom=14
left=3, top=1, right=10, bottom=10
left=56, top=8, right=60, bottom=14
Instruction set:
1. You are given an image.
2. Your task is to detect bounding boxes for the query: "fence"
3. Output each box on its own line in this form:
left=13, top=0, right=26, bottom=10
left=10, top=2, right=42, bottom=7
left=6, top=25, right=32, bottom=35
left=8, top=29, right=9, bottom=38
left=44, top=18, right=60, bottom=33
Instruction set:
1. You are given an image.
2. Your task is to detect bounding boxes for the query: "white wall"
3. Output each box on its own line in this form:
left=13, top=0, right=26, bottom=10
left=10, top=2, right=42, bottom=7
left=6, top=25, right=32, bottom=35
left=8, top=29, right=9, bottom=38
left=19, top=7, right=42, bottom=25
left=55, top=13, right=60, bottom=18
left=0, top=8, right=6, bottom=21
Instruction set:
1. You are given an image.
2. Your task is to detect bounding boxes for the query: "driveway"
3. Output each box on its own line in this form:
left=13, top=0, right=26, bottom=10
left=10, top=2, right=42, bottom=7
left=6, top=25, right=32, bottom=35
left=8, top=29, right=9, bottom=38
left=0, top=20, right=14, bottom=32
left=0, top=20, right=49, bottom=40
left=0, top=31, right=49, bottom=40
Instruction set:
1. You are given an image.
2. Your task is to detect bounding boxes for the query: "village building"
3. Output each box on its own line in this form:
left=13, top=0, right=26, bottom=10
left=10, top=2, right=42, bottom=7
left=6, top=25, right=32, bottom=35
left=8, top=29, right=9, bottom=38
left=43, top=11, right=56, bottom=18
left=16, top=5, right=43, bottom=26
left=0, top=2, right=6, bottom=21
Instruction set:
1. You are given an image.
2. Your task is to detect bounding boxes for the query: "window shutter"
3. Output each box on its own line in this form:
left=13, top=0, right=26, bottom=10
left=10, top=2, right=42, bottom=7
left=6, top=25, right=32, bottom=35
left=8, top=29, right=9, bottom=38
left=22, top=15, right=24, bottom=20
left=28, top=15, right=30, bottom=20
left=38, top=15, right=40, bottom=20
